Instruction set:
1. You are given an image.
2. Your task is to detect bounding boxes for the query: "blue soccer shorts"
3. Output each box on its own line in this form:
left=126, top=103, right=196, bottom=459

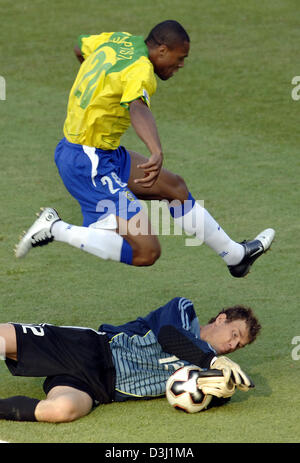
left=54, top=138, right=142, bottom=227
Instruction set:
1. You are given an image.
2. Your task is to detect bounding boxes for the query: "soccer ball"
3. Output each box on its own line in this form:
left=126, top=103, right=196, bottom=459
left=166, top=366, right=213, bottom=413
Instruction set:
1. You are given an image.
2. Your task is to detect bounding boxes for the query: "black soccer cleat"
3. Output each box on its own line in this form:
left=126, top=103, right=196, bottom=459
left=228, top=228, right=275, bottom=278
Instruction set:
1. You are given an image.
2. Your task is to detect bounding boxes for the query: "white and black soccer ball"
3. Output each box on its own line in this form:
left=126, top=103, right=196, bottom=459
left=166, top=366, right=213, bottom=413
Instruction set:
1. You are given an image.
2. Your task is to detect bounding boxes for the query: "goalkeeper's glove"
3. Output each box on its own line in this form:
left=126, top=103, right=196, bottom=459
left=210, top=356, right=254, bottom=391
left=196, top=369, right=236, bottom=398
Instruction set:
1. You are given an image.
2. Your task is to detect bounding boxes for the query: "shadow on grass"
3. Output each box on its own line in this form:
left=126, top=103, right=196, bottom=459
left=231, top=372, right=272, bottom=406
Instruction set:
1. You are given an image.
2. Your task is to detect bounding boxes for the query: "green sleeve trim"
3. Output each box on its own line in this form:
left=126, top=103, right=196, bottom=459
left=120, top=96, right=149, bottom=111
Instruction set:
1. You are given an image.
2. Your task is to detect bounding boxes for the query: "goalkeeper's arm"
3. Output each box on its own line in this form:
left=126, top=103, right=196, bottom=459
left=157, top=324, right=215, bottom=369
left=158, top=325, right=254, bottom=390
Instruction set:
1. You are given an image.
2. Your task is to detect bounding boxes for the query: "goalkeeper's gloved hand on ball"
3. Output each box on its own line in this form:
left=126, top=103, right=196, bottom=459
left=210, top=356, right=255, bottom=391
left=196, top=369, right=236, bottom=398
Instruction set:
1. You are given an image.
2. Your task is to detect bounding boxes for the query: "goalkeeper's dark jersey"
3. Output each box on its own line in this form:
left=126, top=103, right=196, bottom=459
left=99, top=297, right=216, bottom=401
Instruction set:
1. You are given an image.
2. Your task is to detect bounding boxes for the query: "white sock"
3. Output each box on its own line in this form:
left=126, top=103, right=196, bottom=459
left=52, top=220, right=124, bottom=262
left=172, top=201, right=245, bottom=265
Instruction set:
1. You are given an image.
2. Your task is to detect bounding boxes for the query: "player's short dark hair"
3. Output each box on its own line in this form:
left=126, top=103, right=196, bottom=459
left=145, top=20, right=190, bottom=49
left=208, top=305, right=261, bottom=344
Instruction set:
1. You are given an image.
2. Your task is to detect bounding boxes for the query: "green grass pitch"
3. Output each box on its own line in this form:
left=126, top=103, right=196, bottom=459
left=0, top=0, right=299, bottom=444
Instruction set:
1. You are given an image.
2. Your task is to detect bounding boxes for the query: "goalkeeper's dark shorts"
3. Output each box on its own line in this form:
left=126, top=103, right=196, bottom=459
left=5, top=323, right=116, bottom=405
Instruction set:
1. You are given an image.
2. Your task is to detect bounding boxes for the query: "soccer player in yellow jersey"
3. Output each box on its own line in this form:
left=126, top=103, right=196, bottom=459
left=15, top=20, right=274, bottom=278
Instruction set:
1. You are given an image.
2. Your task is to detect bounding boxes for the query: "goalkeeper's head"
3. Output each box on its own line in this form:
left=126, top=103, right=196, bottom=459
left=202, top=305, right=261, bottom=355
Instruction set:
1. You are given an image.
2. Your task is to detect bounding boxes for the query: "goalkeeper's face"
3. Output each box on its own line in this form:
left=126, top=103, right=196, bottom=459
left=207, top=314, right=250, bottom=355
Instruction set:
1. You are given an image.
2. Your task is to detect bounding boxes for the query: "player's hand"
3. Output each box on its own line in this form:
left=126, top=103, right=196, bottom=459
left=211, top=356, right=255, bottom=391
left=196, top=368, right=236, bottom=398
left=134, top=152, right=163, bottom=188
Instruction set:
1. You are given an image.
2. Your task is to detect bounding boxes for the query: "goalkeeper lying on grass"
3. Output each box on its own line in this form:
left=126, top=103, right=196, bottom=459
left=0, top=297, right=260, bottom=423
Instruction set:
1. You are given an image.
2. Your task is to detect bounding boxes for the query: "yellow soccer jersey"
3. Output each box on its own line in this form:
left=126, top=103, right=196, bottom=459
left=63, top=32, right=157, bottom=149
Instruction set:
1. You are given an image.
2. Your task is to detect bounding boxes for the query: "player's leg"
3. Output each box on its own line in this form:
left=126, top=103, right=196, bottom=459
left=35, top=386, right=93, bottom=423
left=116, top=212, right=161, bottom=266
left=128, top=150, right=275, bottom=277
left=0, top=385, right=92, bottom=423
left=14, top=206, right=160, bottom=267
left=0, top=324, right=40, bottom=422
left=128, top=151, right=189, bottom=202
left=15, top=141, right=160, bottom=266
left=0, top=324, right=103, bottom=422
left=128, top=150, right=245, bottom=264
left=14, top=139, right=274, bottom=274
left=54, top=210, right=160, bottom=267
left=0, top=323, right=17, bottom=361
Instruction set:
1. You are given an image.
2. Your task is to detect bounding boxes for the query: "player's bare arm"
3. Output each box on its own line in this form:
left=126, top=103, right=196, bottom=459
left=129, top=99, right=163, bottom=188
